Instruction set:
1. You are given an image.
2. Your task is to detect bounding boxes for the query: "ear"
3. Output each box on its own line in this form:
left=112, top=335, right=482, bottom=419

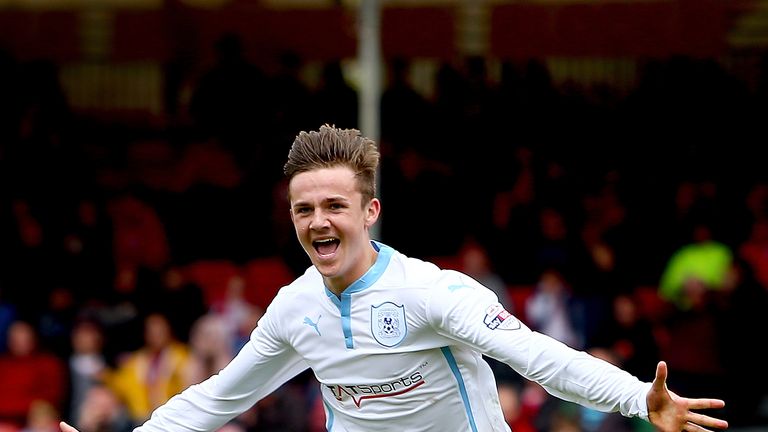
left=365, top=198, right=381, bottom=229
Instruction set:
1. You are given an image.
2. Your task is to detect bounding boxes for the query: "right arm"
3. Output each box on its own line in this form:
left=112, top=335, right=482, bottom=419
left=63, top=303, right=309, bottom=432
left=136, top=289, right=309, bottom=432
left=133, top=298, right=309, bottom=432
left=133, top=338, right=308, bottom=431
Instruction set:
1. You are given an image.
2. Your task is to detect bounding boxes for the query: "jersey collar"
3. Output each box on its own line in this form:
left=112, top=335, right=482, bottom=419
left=325, top=240, right=394, bottom=301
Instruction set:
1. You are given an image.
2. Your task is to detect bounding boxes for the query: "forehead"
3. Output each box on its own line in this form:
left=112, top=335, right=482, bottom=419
left=289, top=166, right=359, bottom=202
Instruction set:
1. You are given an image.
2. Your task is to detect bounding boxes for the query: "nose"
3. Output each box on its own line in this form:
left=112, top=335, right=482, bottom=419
left=309, top=210, right=329, bottom=230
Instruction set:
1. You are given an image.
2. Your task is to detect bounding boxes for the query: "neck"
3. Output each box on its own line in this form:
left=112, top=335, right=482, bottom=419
left=326, top=244, right=378, bottom=296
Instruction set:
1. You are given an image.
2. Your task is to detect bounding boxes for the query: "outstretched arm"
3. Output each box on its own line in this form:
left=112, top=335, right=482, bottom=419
left=647, top=361, right=728, bottom=432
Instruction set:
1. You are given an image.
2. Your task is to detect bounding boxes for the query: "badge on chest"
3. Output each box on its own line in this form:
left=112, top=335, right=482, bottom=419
left=371, top=301, right=407, bottom=347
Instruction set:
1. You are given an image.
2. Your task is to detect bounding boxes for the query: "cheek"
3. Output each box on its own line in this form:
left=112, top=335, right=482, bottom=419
left=293, top=220, right=309, bottom=235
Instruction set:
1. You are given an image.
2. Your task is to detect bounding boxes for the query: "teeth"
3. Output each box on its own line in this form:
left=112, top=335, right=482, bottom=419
left=316, top=238, right=335, bottom=243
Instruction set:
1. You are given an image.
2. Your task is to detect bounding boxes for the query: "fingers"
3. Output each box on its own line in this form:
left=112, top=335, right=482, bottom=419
left=686, top=411, right=729, bottom=429
left=686, top=398, right=726, bottom=410
left=682, top=422, right=715, bottom=432
left=682, top=420, right=728, bottom=432
left=60, top=421, right=79, bottom=432
left=676, top=402, right=729, bottom=432
left=648, top=361, right=728, bottom=432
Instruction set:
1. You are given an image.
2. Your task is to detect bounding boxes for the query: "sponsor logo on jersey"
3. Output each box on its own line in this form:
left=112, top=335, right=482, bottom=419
left=326, top=370, right=425, bottom=408
left=447, top=275, right=475, bottom=293
left=303, top=314, right=322, bottom=336
left=371, top=302, right=407, bottom=347
left=483, top=303, right=521, bottom=330
left=447, top=283, right=473, bottom=292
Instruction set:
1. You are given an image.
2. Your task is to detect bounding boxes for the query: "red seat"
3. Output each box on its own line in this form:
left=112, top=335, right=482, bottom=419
left=183, top=260, right=241, bottom=307
left=243, top=257, right=296, bottom=309
left=507, top=285, right=535, bottom=325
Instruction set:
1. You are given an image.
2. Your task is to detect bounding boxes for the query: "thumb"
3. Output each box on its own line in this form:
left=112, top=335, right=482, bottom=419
left=653, top=360, right=668, bottom=391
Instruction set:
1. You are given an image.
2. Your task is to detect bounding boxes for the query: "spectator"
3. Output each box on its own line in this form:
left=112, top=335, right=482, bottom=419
left=103, top=313, right=189, bottom=424
left=588, top=293, right=660, bottom=382
left=0, top=321, right=66, bottom=428
left=659, top=222, right=733, bottom=310
left=656, top=223, right=732, bottom=402
left=66, top=319, right=107, bottom=426
left=209, top=274, right=262, bottom=353
left=74, top=386, right=133, bottom=432
left=458, top=238, right=512, bottom=311
left=107, top=194, right=170, bottom=282
left=182, top=314, right=233, bottom=387
left=149, top=266, right=207, bottom=344
left=21, top=400, right=60, bottom=432
left=525, top=269, right=582, bottom=349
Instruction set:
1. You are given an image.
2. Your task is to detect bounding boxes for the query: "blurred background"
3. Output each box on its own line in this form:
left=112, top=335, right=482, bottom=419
left=1, top=0, right=767, bottom=431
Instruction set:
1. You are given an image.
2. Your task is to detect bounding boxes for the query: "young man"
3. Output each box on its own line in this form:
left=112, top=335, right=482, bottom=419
left=62, top=125, right=728, bottom=432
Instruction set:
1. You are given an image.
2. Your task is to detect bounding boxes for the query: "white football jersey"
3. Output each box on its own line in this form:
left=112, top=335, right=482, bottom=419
left=136, top=241, right=651, bottom=431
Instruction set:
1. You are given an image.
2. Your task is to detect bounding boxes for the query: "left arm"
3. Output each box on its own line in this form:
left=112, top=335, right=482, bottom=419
left=428, top=271, right=728, bottom=430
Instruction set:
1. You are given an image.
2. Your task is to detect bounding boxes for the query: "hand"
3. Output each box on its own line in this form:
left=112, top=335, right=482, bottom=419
left=647, top=361, right=729, bottom=432
left=60, top=421, right=80, bottom=432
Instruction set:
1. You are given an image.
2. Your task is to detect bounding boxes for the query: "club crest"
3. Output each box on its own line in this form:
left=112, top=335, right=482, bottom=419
left=371, top=302, right=407, bottom=347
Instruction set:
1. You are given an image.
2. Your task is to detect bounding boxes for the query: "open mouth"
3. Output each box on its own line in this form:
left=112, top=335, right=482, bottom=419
left=313, top=238, right=340, bottom=256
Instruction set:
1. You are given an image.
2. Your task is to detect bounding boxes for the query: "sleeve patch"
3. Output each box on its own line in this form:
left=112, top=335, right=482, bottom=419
left=483, top=303, right=521, bottom=331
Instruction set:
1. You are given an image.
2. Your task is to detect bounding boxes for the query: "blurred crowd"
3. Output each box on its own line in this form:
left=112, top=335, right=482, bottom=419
left=1, top=32, right=768, bottom=431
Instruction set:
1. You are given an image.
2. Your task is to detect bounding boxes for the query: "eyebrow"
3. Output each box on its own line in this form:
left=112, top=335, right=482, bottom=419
left=325, top=196, right=349, bottom=204
left=292, top=195, right=350, bottom=208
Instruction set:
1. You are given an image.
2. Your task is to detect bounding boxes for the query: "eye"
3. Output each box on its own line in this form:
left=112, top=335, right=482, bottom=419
left=294, top=206, right=311, bottom=215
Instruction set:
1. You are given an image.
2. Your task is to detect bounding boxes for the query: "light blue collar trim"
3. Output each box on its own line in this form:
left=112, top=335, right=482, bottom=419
left=345, top=240, right=393, bottom=293
left=324, top=241, right=394, bottom=349
left=323, top=241, right=394, bottom=301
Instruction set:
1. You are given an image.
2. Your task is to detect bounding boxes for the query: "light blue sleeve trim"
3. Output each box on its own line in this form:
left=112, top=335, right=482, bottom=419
left=323, top=398, right=334, bottom=431
left=440, top=346, right=479, bottom=432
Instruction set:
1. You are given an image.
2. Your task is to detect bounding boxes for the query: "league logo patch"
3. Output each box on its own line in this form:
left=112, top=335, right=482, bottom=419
left=483, top=303, right=521, bottom=331
left=371, top=302, right=407, bottom=347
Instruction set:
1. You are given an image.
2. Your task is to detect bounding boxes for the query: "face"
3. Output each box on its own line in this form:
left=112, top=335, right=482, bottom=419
left=8, top=321, right=36, bottom=356
left=72, top=321, right=103, bottom=354
left=289, top=165, right=380, bottom=294
left=144, top=314, right=172, bottom=351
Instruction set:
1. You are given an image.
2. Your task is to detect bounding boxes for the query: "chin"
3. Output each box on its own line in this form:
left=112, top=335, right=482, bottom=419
left=313, top=260, right=335, bottom=275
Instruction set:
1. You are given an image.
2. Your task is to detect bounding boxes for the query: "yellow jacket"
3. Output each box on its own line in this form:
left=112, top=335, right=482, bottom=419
left=105, top=342, right=190, bottom=422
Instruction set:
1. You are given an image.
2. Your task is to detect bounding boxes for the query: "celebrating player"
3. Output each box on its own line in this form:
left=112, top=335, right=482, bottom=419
left=62, top=125, right=728, bottom=432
